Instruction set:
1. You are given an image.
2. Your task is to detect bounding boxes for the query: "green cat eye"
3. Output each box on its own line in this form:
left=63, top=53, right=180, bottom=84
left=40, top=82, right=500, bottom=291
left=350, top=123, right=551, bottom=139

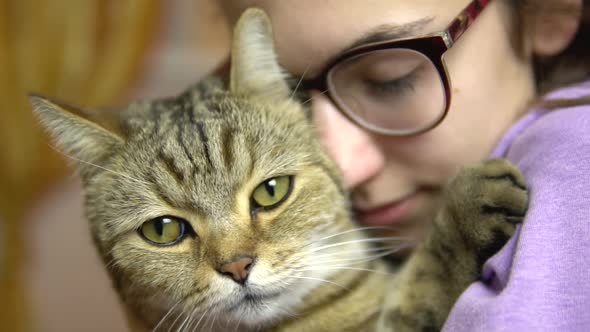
left=251, top=176, right=293, bottom=210
left=139, top=216, right=187, bottom=246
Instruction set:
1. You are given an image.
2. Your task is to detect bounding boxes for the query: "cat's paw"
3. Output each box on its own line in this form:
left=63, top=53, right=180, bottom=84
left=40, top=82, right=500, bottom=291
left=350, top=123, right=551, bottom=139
left=444, top=158, right=528, bottom=265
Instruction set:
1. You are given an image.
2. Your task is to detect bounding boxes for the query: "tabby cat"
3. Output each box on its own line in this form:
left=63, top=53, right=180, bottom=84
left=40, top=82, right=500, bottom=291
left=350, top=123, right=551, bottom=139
left=31, top=8, right=527, bottom=332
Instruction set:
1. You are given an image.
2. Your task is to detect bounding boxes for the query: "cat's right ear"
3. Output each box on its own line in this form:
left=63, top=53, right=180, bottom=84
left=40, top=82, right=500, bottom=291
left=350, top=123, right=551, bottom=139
left=29, top=95, right=123, bottom=165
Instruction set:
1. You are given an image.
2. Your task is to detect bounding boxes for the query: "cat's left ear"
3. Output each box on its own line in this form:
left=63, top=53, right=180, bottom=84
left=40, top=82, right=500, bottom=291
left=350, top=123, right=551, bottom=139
left=229, top=8, right=291, bottom=102
left=30, top=95, right=124, bottom=166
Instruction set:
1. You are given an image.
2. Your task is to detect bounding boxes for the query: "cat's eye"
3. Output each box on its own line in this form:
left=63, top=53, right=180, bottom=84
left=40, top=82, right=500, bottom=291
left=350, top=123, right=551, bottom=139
left=139, top=216, right=189, bottom=246
left=251, top=176, right=293, bottom=211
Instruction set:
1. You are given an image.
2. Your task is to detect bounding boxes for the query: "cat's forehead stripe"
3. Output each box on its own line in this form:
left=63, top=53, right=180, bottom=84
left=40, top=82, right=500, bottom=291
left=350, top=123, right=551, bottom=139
left=195, top=121, right=213, bottom=169
left=157, top=149, right=185, bottom=183
left=220, top=124, right=235, bottom=171
left=175, top=114, right=200, bottom=174
left=149, top=103, right=161, bottom=136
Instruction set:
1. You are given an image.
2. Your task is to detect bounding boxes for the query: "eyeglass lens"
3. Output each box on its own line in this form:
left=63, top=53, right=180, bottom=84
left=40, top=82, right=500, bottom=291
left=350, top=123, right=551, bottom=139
left=328, top=48, right=446, bottom=134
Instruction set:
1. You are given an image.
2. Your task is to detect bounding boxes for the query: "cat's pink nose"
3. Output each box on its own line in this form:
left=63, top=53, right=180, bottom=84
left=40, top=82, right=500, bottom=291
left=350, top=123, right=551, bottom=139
left=219, top=255, right=254, bottom=284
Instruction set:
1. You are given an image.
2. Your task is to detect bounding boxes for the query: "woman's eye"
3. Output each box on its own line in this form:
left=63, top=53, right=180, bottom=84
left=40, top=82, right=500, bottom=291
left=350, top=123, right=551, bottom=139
left=139, top=216, right=188, bottom=246
left=364, top=72, right=417, bottom=96
left=251, top=176, right=293, bottom=210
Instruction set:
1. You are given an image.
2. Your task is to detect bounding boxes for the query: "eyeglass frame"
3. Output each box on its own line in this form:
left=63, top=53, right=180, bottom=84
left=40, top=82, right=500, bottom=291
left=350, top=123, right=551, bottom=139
left=299, top=0, right=492, bottom=136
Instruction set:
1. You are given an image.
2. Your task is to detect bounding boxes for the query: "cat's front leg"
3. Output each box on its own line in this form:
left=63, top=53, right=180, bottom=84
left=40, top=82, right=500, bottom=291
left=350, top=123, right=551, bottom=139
left=376, top=158, right=528, bottom=332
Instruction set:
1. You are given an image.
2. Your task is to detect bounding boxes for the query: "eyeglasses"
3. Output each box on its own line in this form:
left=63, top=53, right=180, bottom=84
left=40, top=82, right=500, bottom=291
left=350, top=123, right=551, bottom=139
left=301, top=0, right=492, bottom=136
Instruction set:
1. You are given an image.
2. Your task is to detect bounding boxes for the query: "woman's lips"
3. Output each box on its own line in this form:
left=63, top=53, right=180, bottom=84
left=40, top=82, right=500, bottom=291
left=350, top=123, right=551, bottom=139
left=355, top=193, right=418, bottom=226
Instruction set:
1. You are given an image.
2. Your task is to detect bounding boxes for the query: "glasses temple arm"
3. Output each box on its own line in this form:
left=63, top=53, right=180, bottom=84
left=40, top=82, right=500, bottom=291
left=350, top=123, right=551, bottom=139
left=444, top=0, right=491, bottom=47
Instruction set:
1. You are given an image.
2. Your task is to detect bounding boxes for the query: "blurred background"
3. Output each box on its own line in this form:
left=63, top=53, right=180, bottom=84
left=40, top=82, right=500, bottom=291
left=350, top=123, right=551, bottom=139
left=0, top=0, right=230, bottom=330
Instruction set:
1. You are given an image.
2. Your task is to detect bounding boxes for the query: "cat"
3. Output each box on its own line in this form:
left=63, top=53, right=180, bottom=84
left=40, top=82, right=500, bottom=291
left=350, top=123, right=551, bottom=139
left=31, top=8, right=528, bottom=332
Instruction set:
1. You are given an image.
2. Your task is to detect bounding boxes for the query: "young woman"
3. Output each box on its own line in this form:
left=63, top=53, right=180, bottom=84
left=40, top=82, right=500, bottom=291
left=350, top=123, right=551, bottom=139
left=218, top=0, right=590, bottom=330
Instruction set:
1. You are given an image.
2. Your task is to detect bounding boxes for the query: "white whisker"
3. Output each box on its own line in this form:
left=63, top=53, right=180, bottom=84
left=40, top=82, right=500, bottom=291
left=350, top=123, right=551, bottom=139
left=306, top=248, right=403, bottom=266
left=190, top=306, right=210, bottom=332
left=290, top=64, right=311, bottom=101
left=153, top=301, right=181, bottom=332
left=311, top=243, right=403, bottom=260
left=286, top=275, right=349, bottom=291
left=104, top=258, right=118, bottom=270
left=48, top=144, right=151, bottom=186
left=207, top=310, right=219, bottom=332
left=305, top=225, right=402, bottom=248
left=176, top=309, right=192, bottom=332
left=295, top=266, right=397, bottom=276
left=308, top=236, right=412, bottom=253
left=178, top=304, right=199, bottom=332
left=167, top=306, right=186, bottom=332
left=262, top=300, right=293, bottom=319
left=232, top=313, right=243, bottom=332
left=301, top=89, right=330, bottom=106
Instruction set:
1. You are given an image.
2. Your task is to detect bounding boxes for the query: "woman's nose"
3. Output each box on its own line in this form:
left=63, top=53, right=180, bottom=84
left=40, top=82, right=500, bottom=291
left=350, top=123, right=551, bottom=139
left=310, top=91, right=385, bottom=189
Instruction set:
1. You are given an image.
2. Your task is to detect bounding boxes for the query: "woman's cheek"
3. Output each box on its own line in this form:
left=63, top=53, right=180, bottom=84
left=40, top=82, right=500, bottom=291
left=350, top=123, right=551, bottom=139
left=311, top=93, right=386, bottom=189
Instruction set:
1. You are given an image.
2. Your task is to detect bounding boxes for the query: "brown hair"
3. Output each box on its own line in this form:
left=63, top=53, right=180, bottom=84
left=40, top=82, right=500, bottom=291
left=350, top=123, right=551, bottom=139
left=519, top=0, right=590, bottom=108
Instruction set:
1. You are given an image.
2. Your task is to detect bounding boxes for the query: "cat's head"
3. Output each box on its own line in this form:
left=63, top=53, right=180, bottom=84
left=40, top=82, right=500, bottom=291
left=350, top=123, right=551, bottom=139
left=32, top=8, right=368, bottom=330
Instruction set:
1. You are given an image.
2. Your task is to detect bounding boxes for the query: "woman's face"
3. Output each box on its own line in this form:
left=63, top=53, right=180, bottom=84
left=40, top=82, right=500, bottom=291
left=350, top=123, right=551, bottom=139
left=222, top=0, right=536, bottom=246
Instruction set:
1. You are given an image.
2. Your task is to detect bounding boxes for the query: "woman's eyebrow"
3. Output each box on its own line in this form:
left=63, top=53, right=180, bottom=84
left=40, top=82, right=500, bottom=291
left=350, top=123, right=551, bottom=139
left=347, top=17, right=435, bottom=50
left=292, top=17, right=435, bottom=83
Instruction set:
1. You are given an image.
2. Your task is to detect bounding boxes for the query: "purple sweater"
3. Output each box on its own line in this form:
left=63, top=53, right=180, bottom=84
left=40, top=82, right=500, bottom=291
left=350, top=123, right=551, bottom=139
left=443, top=82, right=590, bottom=331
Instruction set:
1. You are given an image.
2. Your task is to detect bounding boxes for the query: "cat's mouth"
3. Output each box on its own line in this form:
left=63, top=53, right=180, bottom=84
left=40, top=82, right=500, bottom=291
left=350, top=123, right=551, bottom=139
left=220, top=288, right=289, bottom=327
left=229, top=290, right=282, bottom=310
left=243, top=290, right=282, bottom=303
